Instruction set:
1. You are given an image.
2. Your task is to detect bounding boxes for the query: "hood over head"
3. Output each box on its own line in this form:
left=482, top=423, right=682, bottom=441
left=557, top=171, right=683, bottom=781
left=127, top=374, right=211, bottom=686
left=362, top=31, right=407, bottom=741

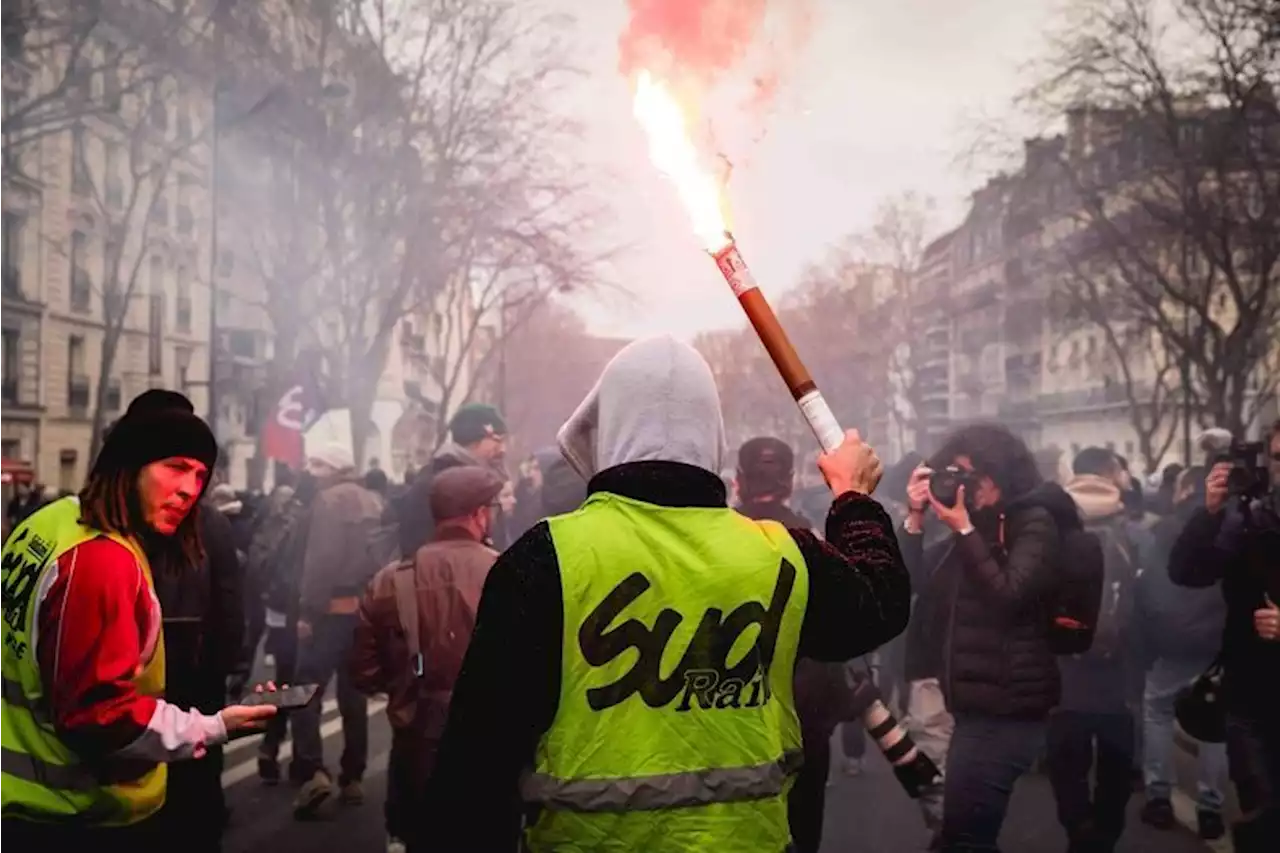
left=557, top=335, right=727, bottom=480
left=1063, top=474, right=1126, bottom=521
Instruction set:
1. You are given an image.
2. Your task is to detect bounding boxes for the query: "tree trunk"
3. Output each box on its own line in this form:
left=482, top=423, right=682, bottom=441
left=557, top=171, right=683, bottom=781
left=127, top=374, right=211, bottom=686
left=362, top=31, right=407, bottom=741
left=347, top=337, right=391, bottom=471
left=88, top=325, right=123, bottom=464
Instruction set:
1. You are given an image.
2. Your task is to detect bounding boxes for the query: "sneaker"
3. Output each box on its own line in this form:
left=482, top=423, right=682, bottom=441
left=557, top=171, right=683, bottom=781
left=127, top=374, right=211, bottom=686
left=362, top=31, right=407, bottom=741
left=339, top=778, right=364, bottom=806
left=1140, top=797, right=1175, bottom=830
left=1198, top=809, right=1226, bottom=841
left=387, top=838, right=407, bottom=853
left=293, top=770, right=335, bottom=820
left=257, top=756, right=281, bottom=786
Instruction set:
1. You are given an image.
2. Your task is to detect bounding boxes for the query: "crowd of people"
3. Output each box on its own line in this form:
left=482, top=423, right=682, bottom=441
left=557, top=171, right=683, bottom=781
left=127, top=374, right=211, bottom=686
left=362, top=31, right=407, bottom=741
left=2, top=336, right=1277, bottom=853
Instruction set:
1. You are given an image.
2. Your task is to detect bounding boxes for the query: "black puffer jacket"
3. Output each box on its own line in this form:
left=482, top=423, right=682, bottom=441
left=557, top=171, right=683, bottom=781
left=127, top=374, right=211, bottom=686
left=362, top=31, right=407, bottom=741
left=901, top=484, right=1075, bottom=718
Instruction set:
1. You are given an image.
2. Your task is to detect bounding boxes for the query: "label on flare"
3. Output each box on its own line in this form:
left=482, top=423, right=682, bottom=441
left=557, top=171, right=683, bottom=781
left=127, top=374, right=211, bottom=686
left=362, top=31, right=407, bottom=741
left=797, top=390, right=845, bottom=454
left=713, top=244, right=759, bottom=296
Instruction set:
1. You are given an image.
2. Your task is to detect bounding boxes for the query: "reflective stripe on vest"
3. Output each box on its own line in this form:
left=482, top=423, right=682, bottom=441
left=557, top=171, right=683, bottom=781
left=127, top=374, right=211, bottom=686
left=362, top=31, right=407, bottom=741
left=1, top=496, right=168, bottom=826
left=525, top=492, right=809, bottom=852
left=521, top=748, right=805, bottom=812
left=1, top=675, right=49, bottom=725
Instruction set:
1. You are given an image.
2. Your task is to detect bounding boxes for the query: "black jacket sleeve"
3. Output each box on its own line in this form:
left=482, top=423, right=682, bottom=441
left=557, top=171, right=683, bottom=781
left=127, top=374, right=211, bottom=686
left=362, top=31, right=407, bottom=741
left=1168, top=506, right=1232, bottom=588
left=791, top=491, right=912, bottom=662
left=417, top=522, right=562, bottom=853
left=201, top=508, right=245, bottom=678
left=954, top=505, right=1058, bottom=610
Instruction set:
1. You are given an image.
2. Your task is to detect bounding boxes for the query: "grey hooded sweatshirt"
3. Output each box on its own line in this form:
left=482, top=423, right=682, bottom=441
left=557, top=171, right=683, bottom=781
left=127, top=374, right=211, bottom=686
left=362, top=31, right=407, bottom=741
left=416, top=335, right=912, bottom=853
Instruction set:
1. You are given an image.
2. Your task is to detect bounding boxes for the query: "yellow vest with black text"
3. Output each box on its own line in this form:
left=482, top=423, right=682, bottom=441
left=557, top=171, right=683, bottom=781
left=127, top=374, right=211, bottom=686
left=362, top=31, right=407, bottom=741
left=522, top=491, right=809, bottom=852
left=1, top=496, right=168, bottom=825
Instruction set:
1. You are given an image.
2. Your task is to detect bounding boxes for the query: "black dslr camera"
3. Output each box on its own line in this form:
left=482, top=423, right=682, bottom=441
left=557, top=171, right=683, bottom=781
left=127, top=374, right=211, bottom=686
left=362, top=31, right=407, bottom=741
left=929, top=465, right=974, bottom=508
left=1218, top=441, right=1270, bottom=502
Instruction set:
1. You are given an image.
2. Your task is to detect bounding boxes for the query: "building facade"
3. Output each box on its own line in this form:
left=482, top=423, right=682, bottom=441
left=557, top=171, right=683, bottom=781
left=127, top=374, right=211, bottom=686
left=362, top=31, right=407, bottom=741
left=902, top=99, right=1279, bottom=472
left=3, top=8, right=214, bottom=492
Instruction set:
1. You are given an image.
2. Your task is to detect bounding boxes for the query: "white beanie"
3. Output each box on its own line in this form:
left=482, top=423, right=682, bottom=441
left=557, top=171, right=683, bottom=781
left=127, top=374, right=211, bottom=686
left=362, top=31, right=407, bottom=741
left=308, top=441, right=355, bottom=472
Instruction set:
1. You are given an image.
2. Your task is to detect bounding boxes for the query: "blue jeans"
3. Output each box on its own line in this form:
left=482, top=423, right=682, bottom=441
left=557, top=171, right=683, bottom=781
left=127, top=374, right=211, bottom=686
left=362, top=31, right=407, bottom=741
left=1143, top=657, right=1226, bottom=812
left=941, top=713, right=1046, bottom=853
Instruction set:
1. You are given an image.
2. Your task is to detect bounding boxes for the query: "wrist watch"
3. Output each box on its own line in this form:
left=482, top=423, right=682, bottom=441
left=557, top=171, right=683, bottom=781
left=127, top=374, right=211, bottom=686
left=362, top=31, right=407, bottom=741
left=957, top=524, right=975, bottom=536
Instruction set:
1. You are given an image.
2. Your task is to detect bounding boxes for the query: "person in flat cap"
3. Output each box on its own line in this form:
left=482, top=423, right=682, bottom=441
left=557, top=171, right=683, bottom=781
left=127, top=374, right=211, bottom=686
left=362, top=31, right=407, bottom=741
left=0, top=389, right=275, bottom=848
left=351, top=466, right=503, bottom=852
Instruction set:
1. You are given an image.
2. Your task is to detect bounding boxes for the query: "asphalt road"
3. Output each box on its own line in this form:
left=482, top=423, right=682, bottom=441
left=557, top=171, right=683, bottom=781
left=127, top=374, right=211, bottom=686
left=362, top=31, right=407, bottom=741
left=221, top=703, right=1220, bottom=853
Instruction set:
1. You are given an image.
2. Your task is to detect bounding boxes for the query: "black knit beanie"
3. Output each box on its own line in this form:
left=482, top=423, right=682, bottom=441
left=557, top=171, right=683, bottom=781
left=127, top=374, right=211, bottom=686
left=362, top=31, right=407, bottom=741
left=91, top=389, right=219, bottom=477
left=737, top=436, right=795, bottom=501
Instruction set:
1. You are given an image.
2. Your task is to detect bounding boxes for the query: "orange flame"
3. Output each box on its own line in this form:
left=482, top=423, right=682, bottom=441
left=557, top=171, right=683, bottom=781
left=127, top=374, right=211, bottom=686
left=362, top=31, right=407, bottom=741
left=632, top=71, right=730, bottom=254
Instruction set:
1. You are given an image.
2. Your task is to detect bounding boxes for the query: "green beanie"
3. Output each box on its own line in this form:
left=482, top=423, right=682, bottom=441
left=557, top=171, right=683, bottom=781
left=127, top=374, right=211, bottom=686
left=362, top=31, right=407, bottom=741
left=448, top=403, right=507, bottom=445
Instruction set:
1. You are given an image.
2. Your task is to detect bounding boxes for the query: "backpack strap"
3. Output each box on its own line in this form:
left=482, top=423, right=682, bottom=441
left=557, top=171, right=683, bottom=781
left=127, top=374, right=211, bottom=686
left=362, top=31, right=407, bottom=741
left=391, top=558, right=423, bottom=677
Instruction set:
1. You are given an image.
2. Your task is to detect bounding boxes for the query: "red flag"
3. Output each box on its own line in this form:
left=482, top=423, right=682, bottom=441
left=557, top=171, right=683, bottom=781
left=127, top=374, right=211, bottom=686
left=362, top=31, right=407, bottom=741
left=262, top=375, right=322, bottom=468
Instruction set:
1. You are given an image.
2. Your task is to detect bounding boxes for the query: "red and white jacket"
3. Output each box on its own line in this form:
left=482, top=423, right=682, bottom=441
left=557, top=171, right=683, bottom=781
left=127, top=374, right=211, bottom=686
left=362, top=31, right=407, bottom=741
left=36, top=537, right=226, bottom=763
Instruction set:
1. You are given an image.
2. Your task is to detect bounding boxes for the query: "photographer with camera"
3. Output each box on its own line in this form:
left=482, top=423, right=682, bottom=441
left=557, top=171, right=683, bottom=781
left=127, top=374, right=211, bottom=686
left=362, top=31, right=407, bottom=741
left=1167, top=420, right=1280, bottom=853
left=899, top=423, right=1077, bottom=853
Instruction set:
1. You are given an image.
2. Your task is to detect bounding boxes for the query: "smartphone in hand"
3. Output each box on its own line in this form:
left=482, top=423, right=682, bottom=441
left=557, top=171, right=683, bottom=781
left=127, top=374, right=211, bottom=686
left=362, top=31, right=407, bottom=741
left=238, top=683, right=320, bottom=710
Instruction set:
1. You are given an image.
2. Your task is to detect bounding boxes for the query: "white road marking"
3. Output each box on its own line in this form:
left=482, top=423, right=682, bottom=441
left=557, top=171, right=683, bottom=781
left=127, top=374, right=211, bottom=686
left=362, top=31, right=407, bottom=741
left=221, top=698, right=387, bottom=788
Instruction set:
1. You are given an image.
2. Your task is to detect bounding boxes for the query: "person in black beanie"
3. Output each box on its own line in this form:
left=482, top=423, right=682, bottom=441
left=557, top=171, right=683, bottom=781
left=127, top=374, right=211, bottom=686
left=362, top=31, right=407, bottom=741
left=0, top=389, right=274, bottom=850
left=116, top=393, right=248, bottom=852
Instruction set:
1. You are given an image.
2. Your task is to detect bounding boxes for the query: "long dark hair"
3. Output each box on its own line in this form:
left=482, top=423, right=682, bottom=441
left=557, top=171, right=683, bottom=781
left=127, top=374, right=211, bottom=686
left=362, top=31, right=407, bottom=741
left=930, top=422, right=1043, bottom=501
left=79, top=466, right=205, bottom=568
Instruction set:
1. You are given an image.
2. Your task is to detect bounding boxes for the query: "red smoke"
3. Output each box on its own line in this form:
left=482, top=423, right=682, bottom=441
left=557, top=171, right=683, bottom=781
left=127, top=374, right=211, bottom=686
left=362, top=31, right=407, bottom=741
left=618, top=0, right=770, bottom=82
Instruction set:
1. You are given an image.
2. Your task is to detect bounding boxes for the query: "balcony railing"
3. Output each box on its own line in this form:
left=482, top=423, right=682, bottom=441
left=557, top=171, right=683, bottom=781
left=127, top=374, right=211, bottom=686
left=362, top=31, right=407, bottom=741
left=67, top=374, right=91, bottom=412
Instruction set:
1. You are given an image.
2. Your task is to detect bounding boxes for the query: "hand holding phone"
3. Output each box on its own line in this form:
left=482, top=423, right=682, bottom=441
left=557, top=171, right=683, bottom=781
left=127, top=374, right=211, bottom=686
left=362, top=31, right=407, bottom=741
left=237, top=683, right=320, bottom=710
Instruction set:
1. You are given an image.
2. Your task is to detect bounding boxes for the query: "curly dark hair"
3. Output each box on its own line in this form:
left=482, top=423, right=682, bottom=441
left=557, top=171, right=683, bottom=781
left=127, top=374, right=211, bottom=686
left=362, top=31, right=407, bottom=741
left=929, top=422, right=1044, bottom=501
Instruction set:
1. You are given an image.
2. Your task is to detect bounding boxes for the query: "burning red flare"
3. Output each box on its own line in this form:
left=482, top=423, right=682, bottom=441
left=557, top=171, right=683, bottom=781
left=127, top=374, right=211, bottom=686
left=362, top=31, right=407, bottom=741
left=618, top=0, right=769, bottom=83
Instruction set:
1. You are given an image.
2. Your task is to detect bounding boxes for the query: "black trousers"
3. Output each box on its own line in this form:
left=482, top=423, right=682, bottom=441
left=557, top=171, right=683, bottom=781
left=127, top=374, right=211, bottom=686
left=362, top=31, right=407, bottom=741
left=2, top=815, right=164, bottom=852
left=385, top=728, right=440, bottom=845
left=155, top=746, right=226, bottom=852
left=1226, top=709, right=1280, bottom=853
left=788, top=730, right=833, bottom=853
left=1046, top=710, right=1135, bottom=851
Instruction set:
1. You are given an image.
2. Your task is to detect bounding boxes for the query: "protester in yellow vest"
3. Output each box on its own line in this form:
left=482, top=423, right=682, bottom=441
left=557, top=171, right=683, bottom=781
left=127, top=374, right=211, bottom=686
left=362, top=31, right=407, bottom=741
left=414, top=336, right=912, bottom=852
left=1, top=390, right=276, bottom=850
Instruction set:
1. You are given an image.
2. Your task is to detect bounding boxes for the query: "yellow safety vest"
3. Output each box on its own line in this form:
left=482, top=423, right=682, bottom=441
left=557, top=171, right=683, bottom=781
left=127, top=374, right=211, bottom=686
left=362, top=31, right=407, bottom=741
left=523, top=491, right=809, bottom=852
left=1, top=496, right=168, bottom=826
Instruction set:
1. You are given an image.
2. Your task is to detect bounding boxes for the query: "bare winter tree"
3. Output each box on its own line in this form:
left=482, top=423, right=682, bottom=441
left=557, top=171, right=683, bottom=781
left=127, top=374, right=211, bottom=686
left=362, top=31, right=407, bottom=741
left=1026, top=0, right=1280, bottom=447
left=222, top=0, right=612, bottom=466
left=72, top=74, right=208, bottom=457
left=850, top=193, right=937, bottom=451
left=365, top=0, right=616, bottom=449
left=1, top=0, right=214, bottom=176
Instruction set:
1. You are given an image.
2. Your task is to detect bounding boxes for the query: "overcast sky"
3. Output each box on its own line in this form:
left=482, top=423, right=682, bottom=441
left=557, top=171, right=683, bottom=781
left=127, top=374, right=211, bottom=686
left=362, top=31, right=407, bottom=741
left=548, top=0, right=1057, bottom=340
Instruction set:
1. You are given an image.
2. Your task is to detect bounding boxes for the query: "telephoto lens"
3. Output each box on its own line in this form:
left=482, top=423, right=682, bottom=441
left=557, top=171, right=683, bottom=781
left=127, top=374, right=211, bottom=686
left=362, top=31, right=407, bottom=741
left=848, top=671, right=943, bottom=799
